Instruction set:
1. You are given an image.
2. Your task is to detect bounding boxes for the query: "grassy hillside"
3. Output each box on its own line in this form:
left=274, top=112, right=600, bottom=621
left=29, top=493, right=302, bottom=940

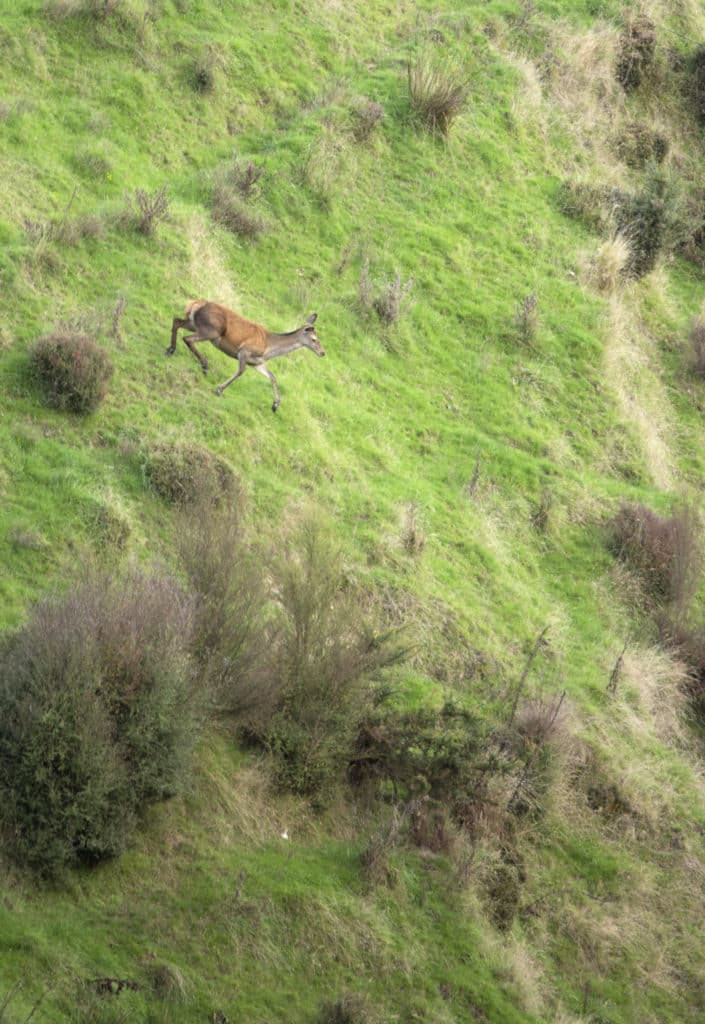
left=3, top=0, right=705, bottom=1021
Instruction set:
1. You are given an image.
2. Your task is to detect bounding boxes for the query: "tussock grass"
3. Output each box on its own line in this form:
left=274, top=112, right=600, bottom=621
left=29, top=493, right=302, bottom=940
left=581, top=234, right=632, bottom=294
left=407, top=54, right=469, bottom=135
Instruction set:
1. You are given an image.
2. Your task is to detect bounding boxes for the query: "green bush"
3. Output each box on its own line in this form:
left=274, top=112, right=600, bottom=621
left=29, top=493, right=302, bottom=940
left=30, top=330, right=113, bottom=414
left=142, top=441, right=237, bottom=505
left=0, top=570, right=197, bottom=876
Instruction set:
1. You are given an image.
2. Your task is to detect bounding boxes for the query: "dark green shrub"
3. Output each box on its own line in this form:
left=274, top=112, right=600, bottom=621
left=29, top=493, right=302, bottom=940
left=142, top=442, right=237, bottom=505
left=485, top=861, right=521, bottom=931
left=690, top=45, right=705, bottom=124
left=616, top=14, right=656, bottom=91
left=407, top=54, right=468, bottom=134
left=350, top=701, right=488, bottom=807
left=0, top=570, right=197, bottom=876
left=615, top=121, right=668, bottom=168
left=30, top=330, right=113, bottom=414
left=613, top=171, right=685, bottom=278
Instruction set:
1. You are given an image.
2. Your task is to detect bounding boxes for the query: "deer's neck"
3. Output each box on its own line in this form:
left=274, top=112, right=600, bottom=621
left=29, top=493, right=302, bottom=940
left=264, top=330, right=304, bottom=360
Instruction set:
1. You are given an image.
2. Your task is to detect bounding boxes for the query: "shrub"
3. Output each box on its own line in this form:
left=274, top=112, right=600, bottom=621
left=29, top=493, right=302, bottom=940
left=408, top=54, right=468, bottom=134
left=690, top=45, right=705, bottom=125
left=610, top=502, right=702, bottom=612
left=616, top=13, right=657, bottom=92
left=318, top=993, right=377, bottom=1024
left=0, top=570, right=196, bottom=876
left=211, top=184, right=267, bottom=239
left=613, top=171, right=685, bottom=278
left=175, top=489, right=273, bottom=720
left=349, top=701, right=489, bottom=809
left=351, top=99, right=384, bottom=142
left=249, top=515, right=403, bottom=798
left=678, top=188, right=705, bottom=267
left=513, top=293, right=539, bottom=346
left=557, top=181, right=615, bottom=232
left=228, top=153, right=265, bottom=197
left=142, top=442, right=237, bottom=505
left=690, top=315, right=705, bottom=377
left=122, top=185, right=169, bottom=237
left=358, top=260, right=414, bottom=325
left=30, top=329, right=113, bottom=414
left=615, top=121, right=668, bottom=168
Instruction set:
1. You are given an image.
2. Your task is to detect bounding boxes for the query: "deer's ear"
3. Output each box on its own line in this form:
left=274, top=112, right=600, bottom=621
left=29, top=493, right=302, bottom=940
left=306, top=313, right=318, bottom=325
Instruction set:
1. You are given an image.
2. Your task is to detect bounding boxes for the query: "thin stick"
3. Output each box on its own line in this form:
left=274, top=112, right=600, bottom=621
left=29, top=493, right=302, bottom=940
left=508, top=625, right=549, bottom=726
left=607, top=639, right=629, bottom=696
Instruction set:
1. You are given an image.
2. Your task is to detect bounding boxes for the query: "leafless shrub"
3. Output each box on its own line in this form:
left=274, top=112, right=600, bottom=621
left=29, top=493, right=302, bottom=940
left=400, top=503, right=425, bottom=555
left=616, top=13, right=656, bottom=92
left=408, top=54, right=469, bottom=134
left=211, top=183, right=267, bottom=239
left=514, top=293, right=539, bottom=346
left=175, top=489, right=273, bottom=721
left=352, top=99, right=384, bottom=142
left=610, top=502, right=702, bottom=613
left=123, top=185, right=169, bottom=237
left=112, top=295, right=128, bottom=348
left=229, top=153, right=265, bottom=197
left=58, top=213, right=105, bottom=246
left=358, top=259, right=414, bottom=324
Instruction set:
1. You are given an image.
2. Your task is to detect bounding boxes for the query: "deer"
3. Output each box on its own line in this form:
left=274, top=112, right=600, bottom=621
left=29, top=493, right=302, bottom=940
left=166, top=300, right=324, bottom=412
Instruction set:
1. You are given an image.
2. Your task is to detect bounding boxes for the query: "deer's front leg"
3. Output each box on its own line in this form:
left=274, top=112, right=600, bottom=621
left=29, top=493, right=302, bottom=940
left=216, top=351, right=248, bottom=397
left=255, top=363, right=281, bottom=413
left=166, top=317, right=188, bottom=356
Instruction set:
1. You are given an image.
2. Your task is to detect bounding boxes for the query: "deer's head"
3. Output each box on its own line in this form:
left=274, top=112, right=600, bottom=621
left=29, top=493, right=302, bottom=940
left=302, top=313, right=325, bottom=356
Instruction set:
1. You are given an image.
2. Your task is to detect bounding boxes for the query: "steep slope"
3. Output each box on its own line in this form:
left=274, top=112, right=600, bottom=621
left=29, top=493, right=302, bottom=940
left=2, top=1, right=705, bottom=1021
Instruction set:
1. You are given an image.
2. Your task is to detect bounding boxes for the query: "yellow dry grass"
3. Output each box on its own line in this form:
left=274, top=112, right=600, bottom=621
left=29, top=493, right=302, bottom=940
left=188, top=213, right=241, bottom=309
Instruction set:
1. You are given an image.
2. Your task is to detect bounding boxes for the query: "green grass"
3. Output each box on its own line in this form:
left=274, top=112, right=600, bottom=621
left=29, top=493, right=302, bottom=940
left=3, top=0, right=705, bottom=1020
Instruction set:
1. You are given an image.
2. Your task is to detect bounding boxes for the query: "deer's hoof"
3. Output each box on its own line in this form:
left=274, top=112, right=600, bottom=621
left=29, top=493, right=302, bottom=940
left=272, top=403, right=279, bottom=414
left=201, top=364, right=208, bottom=375
left=165, top=348, right=174, bottom=356
left=216, top=387, right=223, bottom=398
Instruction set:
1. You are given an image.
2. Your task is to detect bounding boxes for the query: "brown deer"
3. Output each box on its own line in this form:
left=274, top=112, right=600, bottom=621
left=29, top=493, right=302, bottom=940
left=166, top=300, right=324, bottom=412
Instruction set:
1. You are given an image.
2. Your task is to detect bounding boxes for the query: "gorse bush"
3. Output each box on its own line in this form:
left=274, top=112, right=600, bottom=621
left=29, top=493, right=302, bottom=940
left=616, top=13, right=657, bottom=92
left=0, top=570, right=197, bottom=876
left=408, top=54, right=468, bottom=134
left=613, top=170, right=685, bottom=278
left=30, top=329, right=113, bottom=413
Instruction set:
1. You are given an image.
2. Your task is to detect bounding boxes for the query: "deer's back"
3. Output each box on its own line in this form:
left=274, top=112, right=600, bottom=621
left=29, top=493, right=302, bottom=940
left=193, top=301, right=268, bottom=357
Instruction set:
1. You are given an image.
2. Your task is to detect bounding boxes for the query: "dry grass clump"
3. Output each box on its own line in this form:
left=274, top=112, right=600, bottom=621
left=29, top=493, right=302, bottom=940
left=616, top=12, right=657, bottom=92
left=304, top=126, right=349, bottom=204
left=407, top=54, right=468, bottom=134
left=400, top=502, right=426, bottom=555
left=30, top=329, right=113, bottom=414
left=189, top=44, right=227, bottom=94
left=557, top=181, right=618, bottom=233
left=583, top=234, right=632, bottom=294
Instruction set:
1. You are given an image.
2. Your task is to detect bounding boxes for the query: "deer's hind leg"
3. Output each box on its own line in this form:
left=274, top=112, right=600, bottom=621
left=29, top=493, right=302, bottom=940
left=254, top=363, right=281, bottom=413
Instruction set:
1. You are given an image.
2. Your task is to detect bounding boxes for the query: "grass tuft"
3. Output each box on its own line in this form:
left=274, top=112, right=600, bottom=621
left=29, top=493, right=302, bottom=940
left=407, top=54, right=468, bottom=134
